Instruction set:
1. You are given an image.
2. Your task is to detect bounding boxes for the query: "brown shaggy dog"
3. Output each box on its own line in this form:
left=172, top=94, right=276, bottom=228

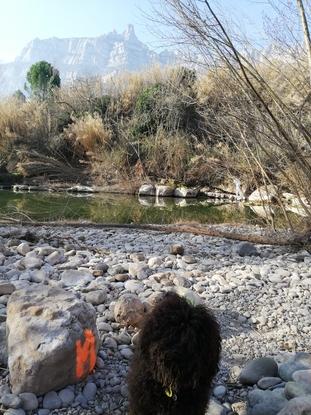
left=127, top=291, right=221, bottom=415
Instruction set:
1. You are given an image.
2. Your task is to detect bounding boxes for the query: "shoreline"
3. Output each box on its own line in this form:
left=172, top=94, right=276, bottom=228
left=0, top=221, right=305, bottom=247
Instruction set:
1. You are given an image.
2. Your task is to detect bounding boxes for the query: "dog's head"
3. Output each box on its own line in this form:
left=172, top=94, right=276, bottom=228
left=138, top=291, right=221, bottom=392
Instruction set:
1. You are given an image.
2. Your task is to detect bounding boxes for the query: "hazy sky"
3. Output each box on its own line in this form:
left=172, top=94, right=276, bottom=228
left=0, top=0, right=273, bottom=62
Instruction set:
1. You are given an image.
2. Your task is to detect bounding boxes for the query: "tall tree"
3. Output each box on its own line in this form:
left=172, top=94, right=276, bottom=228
left=26, top=61, right=60, bottom=100
left=296, top=0, right=311, bottom=86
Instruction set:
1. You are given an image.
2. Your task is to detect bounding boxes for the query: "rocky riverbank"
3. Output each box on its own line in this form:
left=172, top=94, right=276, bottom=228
left=0, top=225, right=310, bottom=415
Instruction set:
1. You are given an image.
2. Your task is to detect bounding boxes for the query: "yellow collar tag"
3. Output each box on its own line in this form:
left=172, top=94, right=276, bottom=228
left=165, top=385, right=173, bottom=398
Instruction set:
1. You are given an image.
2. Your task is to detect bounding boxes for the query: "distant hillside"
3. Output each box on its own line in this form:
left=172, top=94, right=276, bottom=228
left=0, top=25, right=177, bottom=97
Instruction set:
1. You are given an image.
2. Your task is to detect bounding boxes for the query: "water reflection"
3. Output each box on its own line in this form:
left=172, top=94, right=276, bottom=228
left=0, top=190, right=305, bottom=227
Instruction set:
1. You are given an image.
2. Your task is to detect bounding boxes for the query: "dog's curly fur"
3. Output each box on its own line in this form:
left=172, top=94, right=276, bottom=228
left=128, top=291, right=221, bottom=415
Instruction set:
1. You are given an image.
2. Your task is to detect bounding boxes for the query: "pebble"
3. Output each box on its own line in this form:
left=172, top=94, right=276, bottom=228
left=19, top=392, right=38, bottom=410
left=4, top=410, right=26, bottom=415
left=1, top=394, right=22, bottom=409
left=0, top=282, right=15, bottom=295
left=277, top=396, right=311, bottom=415
left=206, top=399, right=227, bottom=415
left=169, top=244, right=184, bottom=255
left=16, top=243, right=30, bottom=256
left=235, top=242, right=259, bottom=257
left=292, top=369, right=311, bottom=385
left=45, top=251, right=65, bottom=265
left=213, top=385, right=227, bottom=398
left=248, top=388, right=288, bottom=415
left=58, top=388, right=75, bottom=406
left=85, top=290, right=107, bottom=305
left=42, top=391, right=62, bottom=410
left=83, top=382, right=97, bottom=401
left=19, top=256, right=43, bottom=270
left=239, top=357, right=278, bottom=385
left=120, top=347, right=133, bottom=359
left=257, top=377, right=282, bottom=390
left=279, top=352, right=311, bottom=381
left=285, top=380, right=311, bottom=399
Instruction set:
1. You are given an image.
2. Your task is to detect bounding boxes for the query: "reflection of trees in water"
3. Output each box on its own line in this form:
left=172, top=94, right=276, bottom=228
left=1, top=191, right=304, bottom=227
left=1, top=192, right=91, bottom=221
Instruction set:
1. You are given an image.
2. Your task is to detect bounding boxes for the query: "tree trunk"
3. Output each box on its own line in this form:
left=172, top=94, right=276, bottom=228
left=296, top=0, right=311, bottom=86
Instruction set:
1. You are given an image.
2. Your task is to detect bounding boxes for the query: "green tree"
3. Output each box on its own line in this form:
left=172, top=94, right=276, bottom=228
left=26, top=61, right=61, bottom=100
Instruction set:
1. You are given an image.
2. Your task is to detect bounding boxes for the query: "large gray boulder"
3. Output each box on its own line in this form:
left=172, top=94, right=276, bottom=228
left=7, top=286, right=99, bottom=395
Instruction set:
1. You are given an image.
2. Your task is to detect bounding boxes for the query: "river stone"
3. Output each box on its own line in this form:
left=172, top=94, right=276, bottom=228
left=213, top=385, right=227, bottom=398
left=124, top=280, right=144, bottom=293
left=19, top=393, right=38, bottom=411
left=120, top=347, right=133, bottom=359
left=293, top=369, right=311, bottom=386
left=175, top=287, right=202, bottom=306
left=7, top=286, right=99, bottom=395
left=0, top=282, right=15, bottom=295
left=85, top=290, right=107, bottom=305
left=285, top=381, right=311, bottom=399
left=156, top=185, right=175, bottom=197
left=0, top=322, right=8, bottom=366
left=128, top=262, right=150, bottom=279
left=42, top=391, right=61, bottom=410
left=114, top=294, right=145, bottom=327
left=248, top=388, right=288, bottom=415
left=174, top=187, right=199, bottom=198
left=46, top=251, right=65, bottom=265
left=36, top=246, right=56, bottom=256
left=239, top=357, right=278, bottom=385
left=257, top=377, right=282, bottom=389
left=169, top=244, right=185, bottom=255
left=19, top=256, right=43, bottom=270
left=231, top=402, right=247, bottom=415
left=16, top=243, right=30, bottom=256
left=279, top=353, right=311, bottom=381
left=148, top=256, right=163, bottom=267
left=61, top=269, right=94, bottom=287
left=206, top=399, right=226, bottom=415
left=58, top=388, right=75, bottom=406
left=277, top=396, right=311, bottom=415
left=138, top=184, right=156, bottom=196
left=4, top=409, right=26, bottom=415
left=1, top=394, right=22, bottom=409
left=235, top=242, right=259, bottom=257
left=83, top=382, right=97, bottom=401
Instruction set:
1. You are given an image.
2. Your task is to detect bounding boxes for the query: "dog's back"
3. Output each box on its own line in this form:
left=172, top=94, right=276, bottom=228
left=128, top=291, right=221, bottom=415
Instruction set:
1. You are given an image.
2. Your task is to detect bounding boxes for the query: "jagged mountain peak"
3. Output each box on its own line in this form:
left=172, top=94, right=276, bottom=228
left=0, top=25, right=176, bottom=97
left=123, top=24, right=137, bottom=41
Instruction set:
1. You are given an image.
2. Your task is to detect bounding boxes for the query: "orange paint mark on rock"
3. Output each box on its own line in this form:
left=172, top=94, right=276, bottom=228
left=75, top=329, right=97, bottom=380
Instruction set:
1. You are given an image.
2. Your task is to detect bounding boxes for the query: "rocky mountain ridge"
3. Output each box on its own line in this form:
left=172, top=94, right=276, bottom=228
left=0, top=25, right=176, bottom=96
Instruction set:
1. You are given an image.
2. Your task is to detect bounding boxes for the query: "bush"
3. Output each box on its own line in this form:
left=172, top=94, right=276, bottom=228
left=139, top=128, right=194, bottom=181
left=65, top=113, right=113, bottom=156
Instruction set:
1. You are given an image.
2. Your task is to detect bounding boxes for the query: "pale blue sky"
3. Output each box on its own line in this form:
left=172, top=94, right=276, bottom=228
left=0, top=0, right=272, bottom=62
